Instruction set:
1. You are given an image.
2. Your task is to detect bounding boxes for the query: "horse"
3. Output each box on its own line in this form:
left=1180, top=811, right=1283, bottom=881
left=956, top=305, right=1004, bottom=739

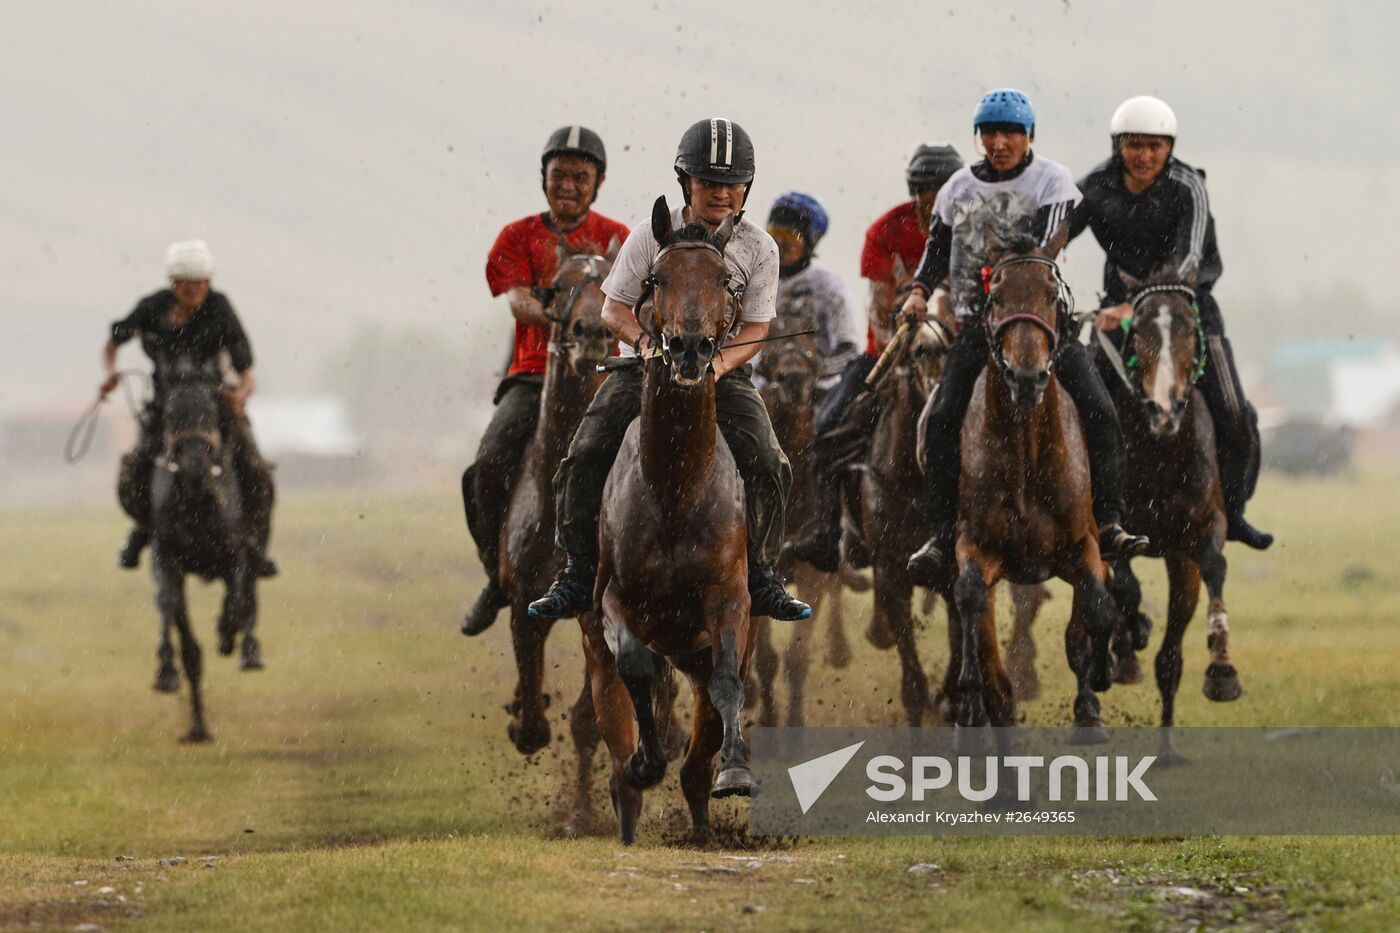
left=936, top=235, right=1118, bottom=746
left=581, top=198, right=753, bottom=844
left=1094, top=270, right=1242, bottom=760
left=146, top=356, right=260, bottom=743
left=752, top=312, right=844, bottom=727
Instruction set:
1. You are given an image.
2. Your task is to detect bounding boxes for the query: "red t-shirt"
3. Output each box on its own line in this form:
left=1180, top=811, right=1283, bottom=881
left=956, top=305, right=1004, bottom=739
left=485, top=211, right=630, bottom=376
left=860, top=201, right=930, bottom=354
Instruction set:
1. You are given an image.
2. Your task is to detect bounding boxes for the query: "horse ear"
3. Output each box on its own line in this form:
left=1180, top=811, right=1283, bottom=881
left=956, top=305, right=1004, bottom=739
left=1040, top=217, right=1071, bottom=259
left=713, top=213, right=736, bottom=252
left=554, top=235, right=573, bottom=268
left=1179, top=266, right=1198, bottom=288
left=604, top=235, right=622, bottom=262
left=1118, top=267, right=1144, bottom=293
left=890, top=254, right=909, bottom=283
left=651, top=196, right=672, bottom=245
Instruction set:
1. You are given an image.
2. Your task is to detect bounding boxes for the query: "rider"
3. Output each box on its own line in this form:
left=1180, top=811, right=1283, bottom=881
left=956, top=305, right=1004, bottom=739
left=762, top=191, right=864, bottom=389
left=904, top=89, right=1150, bottom=576
left=461, top=126, right=631, bottom=636
left=1069, top=95, right=1272, bottom=549
left=787, top=144, right=964, bottom=572
left=528, top=117, right=812, bottom=623
left=102, top=240, right=277, bottom=576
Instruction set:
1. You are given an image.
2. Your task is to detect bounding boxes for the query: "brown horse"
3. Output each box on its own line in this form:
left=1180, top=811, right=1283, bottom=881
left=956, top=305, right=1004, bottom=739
left=858, top=316, right=946, bottom=724
left=582, top=199, right=753, bottom=844
left=939, top=239, right=1118, bottom=745
left=752, top=313, right=846, bottom=726
left=490, top=241, right=616, bottom=824
left=1096, top=272, right=1242, bottom=760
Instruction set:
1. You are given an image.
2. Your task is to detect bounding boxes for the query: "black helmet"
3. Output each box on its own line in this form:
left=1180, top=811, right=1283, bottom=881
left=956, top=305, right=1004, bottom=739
left=906, top=143, right=964, bottom=193
left=674, top=118, right=756, bottom=185
left=541, top=125, right=607, bottom=174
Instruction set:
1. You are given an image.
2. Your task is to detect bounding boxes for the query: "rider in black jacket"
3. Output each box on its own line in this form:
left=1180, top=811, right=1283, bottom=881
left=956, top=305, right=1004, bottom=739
left=1067, top=95, right=1272, bottom=549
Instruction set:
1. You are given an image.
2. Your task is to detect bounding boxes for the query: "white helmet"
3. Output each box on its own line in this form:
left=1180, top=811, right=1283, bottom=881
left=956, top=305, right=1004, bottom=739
left=1109, top=96, right=1178, bottom=138
left=164, top=240, right=216, bottom=280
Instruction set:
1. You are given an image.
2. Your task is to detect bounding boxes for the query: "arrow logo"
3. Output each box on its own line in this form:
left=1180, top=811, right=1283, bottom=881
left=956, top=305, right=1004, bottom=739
left=787, top=741, right=865, bottom=814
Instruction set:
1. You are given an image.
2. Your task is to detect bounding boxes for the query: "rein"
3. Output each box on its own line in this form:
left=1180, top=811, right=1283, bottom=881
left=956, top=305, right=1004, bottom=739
left=983, top=254, right=1070, bottom=373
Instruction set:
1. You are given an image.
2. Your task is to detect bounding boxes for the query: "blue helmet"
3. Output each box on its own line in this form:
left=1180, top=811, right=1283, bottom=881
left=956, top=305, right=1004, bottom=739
left=973, top=89, right=1035, bottom=136
left=767, top=191, right=830, bottom=246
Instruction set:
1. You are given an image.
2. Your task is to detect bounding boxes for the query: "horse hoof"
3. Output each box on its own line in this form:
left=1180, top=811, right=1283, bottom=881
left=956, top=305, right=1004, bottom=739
left=1113, top=653, right=1143, bottom=685
left=865, top=619, right=897, bottom=651
left=240, top=654, right=265, bottom=672
left=507, top=720, right=551, bottom=756
left=1090, top=664, right=1114, bottom=693
left=562, top=810, right=594, bottom=839
left=623, top=752, right=666, bottom=790
left=710, top=766, right=757, bottom=799
left=952, top=723, right=993, bottom=756
left=152, top=670, right=181, bottom=693
left=1203, top=665, right=1242, bottom=702
left=1131, top=612, right=1153, bottom=652
left=1010, top=672, right=1042, bottom=701
left=1069, top=722, right=1110, bottom=745
left=217, top=634, right=235, bottom=657
left=180, top=728, right=212, bottom=744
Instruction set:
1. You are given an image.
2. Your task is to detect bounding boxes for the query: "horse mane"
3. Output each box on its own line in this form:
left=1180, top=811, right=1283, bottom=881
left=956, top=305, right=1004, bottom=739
left=662, top=220, right=720, bottom=248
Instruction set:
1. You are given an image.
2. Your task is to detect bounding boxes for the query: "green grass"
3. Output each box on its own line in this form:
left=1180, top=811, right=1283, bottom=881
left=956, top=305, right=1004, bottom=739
left=2, top=473, right=1399, bottom=930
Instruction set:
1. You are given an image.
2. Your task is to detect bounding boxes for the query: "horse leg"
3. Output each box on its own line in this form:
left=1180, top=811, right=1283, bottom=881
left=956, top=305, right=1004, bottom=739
left=677, top=661, right=723, bottom=844
left=749, top=617, right=780, bottom=727
left=582, top=628, right=642, bottom=845
left=932, top=588, right=961, bottom=725
left=709, top=617, right=757, bottom=798
left=1005, top=583, right=1046, bottom=700
left=978, top=589, right=1015, bottom=729
left=782, top=568, right=818, bottom=726
left=654, top=660, right=686, bottom=761
left=153, top=611, right=179, bottom=693
left=1157, top=553, right=1202, bottom=763
left=883, top=567, right=929, bottom=726
left=614, top=623, right=667, bottom=790
left=1064, top=589, right=1106, bottom=744
left=1199, top=541, right=1241, bottom=702
left=155, top=554, right=209, bottom=743
left=1064, top=536, right=1116, bottom=744
left=1106, top=558, right=1148, bottom=685
left=563, top=673, right=599, bottom=838
left=235, top=555, right=263, bottom=671
left=507, top=606, right=553, bottom=755
left=823, top=570, right=853, bottom=669
left=952, top=555, right=998, bottom=748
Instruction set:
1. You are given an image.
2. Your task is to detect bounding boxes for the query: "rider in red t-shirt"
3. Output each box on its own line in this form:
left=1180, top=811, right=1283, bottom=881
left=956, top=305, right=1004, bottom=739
left=787, top=144, right=963, bottom=573
left=462, top=126, right=630, bottom=635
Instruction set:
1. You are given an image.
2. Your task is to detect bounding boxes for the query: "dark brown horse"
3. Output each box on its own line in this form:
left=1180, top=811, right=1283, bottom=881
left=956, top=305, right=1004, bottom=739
left=1096, top=272, right=1242, bottom=760
left=858, top=312, right=946, bottom=725
left=489, top=240, right=616, bottom=825
left=582, top=199, right=753, bottom=844
left=752, top=313, right=846, bottom=726
left=939, top=239, right=1118, bottom=745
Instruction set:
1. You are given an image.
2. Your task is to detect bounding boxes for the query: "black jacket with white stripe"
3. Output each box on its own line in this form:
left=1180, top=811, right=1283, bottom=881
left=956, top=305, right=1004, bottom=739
left=1068, top=154, right=1222, bottom=305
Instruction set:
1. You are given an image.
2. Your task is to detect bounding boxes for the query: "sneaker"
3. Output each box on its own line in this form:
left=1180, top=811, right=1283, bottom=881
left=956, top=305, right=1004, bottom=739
left=255, top=556, right=280, bottom=578
left=461, top=578, right=510, bottom=635
left=1099, top=523, right=1150, bottom=559
left=1226, top=514, right=1273, bottom=550
left=117, top=528, right=150, bottom=570
left=749, top=565, right=812, bottom=621
left=906, top=529, right=953, bottom=578
left=527, top=562, right=594, bottom=621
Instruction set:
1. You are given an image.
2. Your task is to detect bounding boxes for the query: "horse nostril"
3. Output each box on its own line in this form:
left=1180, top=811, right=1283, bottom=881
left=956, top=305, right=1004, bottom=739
left=1035, top=370, right=1050, bottom=389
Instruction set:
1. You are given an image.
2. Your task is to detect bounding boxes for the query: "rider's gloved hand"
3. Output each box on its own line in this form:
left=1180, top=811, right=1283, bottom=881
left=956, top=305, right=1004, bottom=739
left=1096, top=302, right=1133, bottom=333
left=899, top=290, right=928, bottom=328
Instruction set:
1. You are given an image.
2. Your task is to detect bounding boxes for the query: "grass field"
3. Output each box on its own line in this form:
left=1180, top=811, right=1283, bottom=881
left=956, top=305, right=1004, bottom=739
left=2, top=472, right=1399, bottom=931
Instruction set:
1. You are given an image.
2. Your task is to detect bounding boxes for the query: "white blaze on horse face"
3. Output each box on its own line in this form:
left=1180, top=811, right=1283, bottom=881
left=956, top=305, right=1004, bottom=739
left=1151, top=306, right=1175, bottom=414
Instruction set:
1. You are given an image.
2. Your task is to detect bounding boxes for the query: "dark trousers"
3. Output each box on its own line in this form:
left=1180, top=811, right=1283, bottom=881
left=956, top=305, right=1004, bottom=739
left=1194, top=292, right=1262, bottom=515
left=920, top=320, right=1127, bottom=531
left=119, top=401, right=276, bottom=553
left=464, top=375, right=542, bottom=578
left=554, top=363, right=792, bottom=569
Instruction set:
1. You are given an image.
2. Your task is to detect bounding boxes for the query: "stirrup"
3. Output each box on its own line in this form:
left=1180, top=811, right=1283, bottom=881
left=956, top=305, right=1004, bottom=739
left=527, top=567, right=593, bottom=621
left=1100, top=523, right=1149, bottom=559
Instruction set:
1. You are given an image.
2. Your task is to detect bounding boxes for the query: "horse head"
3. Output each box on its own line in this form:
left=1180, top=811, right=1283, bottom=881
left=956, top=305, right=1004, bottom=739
left=643, top=195, right=736, bottom=389
left=550, top=236, right=619, bottom=376
left=159, top=357, right=225, bottom=494
left=983, top=233, right=1067, bottom=411
left=757, top=314, right=822, bottom=416
left=1118, top=267, right=1203, bottom=437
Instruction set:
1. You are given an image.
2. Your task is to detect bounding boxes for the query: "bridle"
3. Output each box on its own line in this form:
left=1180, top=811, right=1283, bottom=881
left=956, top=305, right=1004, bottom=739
left=983, top=254, right=1072, bottom=375
left=542, top=252, right=609, bottom=356
left=1095, top=283, right=1207, bottom=394
left=630, top=238, right=742, bottom=369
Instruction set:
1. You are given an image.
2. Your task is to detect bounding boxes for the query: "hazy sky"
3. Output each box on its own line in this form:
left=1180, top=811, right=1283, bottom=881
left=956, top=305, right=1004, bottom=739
left=3, top=0, right=1396, bottom=413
